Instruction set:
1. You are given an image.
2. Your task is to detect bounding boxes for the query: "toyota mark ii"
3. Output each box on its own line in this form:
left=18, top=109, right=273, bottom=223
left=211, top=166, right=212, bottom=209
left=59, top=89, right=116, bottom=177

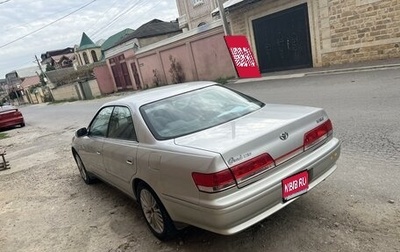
left=71, top=81, right=341, bottom=239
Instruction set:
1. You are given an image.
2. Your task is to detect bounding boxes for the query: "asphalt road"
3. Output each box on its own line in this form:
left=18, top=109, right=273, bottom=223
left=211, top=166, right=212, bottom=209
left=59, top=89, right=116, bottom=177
left=4, top=67, right=400, bottom=252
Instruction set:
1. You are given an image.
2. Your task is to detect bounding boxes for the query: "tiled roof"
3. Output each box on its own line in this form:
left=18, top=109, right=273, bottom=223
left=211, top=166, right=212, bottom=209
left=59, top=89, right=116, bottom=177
left=77, top=32, right=100, bottom=51
left=51, top=53, right=75, bottom=62
left=117, top=19, right=181, bottom=45
left=41, top=48, right=74, bottom=60
left=20, top=76, right=40, bottom=89
left=102, top=28, right=135, bottom=51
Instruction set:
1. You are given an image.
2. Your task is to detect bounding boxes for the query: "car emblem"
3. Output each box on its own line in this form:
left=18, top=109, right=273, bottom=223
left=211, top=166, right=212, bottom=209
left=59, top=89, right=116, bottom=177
left=280, top=132, right=289, bottom=140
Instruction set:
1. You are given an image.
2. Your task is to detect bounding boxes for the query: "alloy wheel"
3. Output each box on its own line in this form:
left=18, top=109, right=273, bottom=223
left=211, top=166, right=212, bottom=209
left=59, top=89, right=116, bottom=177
left=140, top=188, right=164, bottom=234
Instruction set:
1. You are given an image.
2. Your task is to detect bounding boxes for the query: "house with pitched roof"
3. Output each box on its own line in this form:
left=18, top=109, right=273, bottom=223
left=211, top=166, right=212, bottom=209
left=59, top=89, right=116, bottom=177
left=103, top=19, right=182, bottom=91
left=75, top=32, right=102, bottom=66
left=41, top=47, right=75, bottom=70
left=101, top=28, right=135, bottom=52
left=20, top=75, right=45, bottom=104
left=116, top=19, right=181, bottom=49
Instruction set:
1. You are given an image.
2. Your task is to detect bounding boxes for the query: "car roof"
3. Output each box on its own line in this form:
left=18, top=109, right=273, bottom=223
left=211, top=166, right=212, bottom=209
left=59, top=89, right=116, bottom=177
left=103, top=81, right=216, bottom=109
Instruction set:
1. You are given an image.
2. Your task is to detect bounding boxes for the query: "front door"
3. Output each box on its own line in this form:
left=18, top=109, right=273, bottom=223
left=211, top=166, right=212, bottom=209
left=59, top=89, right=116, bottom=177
left=252, top=4, right=313, bottom=72
left=80, top=106, right=114, bottom=177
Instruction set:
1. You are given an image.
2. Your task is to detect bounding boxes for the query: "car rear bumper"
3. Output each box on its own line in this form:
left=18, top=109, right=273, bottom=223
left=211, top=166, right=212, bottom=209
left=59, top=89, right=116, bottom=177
left=0, top=117, right=24, bottom=129
left=163, top=137, right=341, bottom=235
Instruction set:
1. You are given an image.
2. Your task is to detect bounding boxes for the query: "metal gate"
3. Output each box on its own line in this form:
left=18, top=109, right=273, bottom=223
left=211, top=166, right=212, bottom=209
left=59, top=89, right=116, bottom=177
left=252, top=4, right=312, bottom=73
left=79, top=81, right=93, bottom=100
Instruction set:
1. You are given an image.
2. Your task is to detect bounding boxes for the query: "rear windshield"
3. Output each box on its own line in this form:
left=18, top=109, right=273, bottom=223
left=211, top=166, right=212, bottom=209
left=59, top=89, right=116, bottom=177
left=140, top=85, right=264, bottom=140
left=0, top=106, right=17, bottom=114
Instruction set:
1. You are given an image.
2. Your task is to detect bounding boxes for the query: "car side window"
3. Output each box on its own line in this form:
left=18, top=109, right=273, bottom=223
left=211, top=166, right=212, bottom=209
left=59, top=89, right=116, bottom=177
left=88, top=107, right=113, bottom=137
left=107, top=106, right=137, bottom=141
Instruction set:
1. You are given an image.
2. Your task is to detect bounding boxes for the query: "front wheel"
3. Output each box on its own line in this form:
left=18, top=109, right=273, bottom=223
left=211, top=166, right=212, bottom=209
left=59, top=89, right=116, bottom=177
left=73, top=153, right=96, bottom=184
left=137, top=183, right=177, bottom=240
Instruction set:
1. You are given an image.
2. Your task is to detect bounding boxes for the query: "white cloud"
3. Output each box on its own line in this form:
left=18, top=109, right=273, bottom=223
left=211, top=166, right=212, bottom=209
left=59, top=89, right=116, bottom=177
left=0, top=0, right=179, bottom=78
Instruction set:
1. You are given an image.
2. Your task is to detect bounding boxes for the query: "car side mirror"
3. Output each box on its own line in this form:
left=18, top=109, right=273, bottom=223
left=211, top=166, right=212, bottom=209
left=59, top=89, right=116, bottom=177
left=75, top=127, right=88, bottom=137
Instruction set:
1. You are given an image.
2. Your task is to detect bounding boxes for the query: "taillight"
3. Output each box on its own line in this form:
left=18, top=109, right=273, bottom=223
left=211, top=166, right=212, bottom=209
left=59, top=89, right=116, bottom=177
left=304, top=119, right=333, bottom=150
left=192, top=153, right=275, bottom=193
left=192, top=169, right=236, bottom=193
left=230, top=153, right=275, bottom=183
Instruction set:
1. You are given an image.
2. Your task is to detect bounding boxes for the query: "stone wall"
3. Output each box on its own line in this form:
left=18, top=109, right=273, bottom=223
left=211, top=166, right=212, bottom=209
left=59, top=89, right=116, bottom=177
left=228, top=0, right=400, bottom=68
left=320, top=0, right=400, bottom=65
left=88, top=80, right=101, bottom=98
left=51, top=79, right=101, bottom=101
left=51, top=84, right=80, bottom=101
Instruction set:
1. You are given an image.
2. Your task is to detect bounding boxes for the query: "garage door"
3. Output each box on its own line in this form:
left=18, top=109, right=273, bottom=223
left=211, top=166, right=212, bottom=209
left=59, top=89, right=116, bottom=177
left=252, top=4, right=312, bottom=73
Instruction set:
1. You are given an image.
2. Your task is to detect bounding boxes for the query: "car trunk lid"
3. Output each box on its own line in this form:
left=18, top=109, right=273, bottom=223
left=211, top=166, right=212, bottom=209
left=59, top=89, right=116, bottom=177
left=175, top=104, right=329, bottom=185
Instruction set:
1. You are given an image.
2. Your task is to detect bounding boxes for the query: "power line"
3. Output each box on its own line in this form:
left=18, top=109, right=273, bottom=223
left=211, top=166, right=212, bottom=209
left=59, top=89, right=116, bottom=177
left=90, top=0, right=148, bottom=39
left=3, top=3, right=87, bottom=33
left=83, top=0, right=120, bottom=37
left=0, top=0, right=97, bottom=49
left=0, top=0, right=12, bottom=5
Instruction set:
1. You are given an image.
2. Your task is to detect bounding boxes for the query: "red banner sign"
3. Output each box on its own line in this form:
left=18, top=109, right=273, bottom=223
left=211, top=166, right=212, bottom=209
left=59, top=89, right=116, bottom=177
left=224, top=35, right=261, bottom=78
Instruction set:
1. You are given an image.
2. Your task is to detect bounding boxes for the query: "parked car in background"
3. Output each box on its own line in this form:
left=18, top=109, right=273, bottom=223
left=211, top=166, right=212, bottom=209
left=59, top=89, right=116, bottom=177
left=0, top=105, right=25, bottom=130
left=71, top=81, right=341, bottom=240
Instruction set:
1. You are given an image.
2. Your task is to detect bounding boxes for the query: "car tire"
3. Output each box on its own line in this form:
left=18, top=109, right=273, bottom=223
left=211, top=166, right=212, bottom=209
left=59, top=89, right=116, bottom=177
left=137, top=182, right=177, bottom=240
left=20, top=122, right=25, bottom=127
left=73, top=153, right=96, bottom=184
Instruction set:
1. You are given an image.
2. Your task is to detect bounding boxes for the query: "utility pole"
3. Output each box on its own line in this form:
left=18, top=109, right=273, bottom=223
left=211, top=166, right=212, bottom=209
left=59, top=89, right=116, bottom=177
left=217, top=0, right=231, bottom=35
left=35, top=55, right=46, bottom=79
left=34, top=55, right=54, bottom=102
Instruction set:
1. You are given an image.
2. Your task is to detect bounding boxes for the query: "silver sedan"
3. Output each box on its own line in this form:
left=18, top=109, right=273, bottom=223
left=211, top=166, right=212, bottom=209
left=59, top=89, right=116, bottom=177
left=71, top=81, right=341, bottom=240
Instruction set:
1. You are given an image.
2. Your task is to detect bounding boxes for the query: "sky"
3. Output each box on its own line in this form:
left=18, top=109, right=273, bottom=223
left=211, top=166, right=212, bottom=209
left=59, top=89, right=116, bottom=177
left=0, top=0, right=179, bottom=78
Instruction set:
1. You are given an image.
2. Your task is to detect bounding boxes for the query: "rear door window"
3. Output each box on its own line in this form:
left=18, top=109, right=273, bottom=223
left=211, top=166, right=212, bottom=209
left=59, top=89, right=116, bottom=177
left=107, top=106, right=137, bottom=141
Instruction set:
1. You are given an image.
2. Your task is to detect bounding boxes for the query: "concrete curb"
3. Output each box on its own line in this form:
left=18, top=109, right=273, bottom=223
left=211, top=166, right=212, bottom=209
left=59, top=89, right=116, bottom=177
left=229, top=62, right=400, bottom=84
left=305, top=63, right=400, bottom=76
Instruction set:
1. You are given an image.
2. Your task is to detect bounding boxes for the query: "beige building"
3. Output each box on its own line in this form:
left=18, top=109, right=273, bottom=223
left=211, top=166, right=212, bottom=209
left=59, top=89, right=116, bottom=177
left=178, top=0, right=400, bottom=72
left=176, top=0, right=228, bottom=30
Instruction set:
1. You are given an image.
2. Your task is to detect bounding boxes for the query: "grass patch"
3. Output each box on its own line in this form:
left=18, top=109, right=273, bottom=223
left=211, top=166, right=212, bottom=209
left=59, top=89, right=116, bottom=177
left=0, top=132, right=8, bottom=139
left=214, top=76, right=235, bottom=85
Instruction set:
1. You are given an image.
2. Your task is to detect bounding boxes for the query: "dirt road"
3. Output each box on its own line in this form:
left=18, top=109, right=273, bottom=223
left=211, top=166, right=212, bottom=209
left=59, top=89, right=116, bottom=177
left=1, top=69, right=400, bottom=251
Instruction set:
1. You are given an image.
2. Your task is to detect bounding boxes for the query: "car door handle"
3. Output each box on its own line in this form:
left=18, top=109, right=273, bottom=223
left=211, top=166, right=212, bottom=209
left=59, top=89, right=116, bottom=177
left=96, top=151, right=101, bottom=155
left=126, top=160, right=133, bottom=165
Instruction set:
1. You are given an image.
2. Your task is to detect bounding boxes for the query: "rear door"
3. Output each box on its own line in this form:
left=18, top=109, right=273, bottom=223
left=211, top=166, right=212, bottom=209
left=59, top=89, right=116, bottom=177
left=102, top=106, right=138, bottom=194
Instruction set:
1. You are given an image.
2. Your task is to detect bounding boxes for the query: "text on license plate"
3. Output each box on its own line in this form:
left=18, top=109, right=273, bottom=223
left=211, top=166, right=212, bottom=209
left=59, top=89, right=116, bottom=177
left=282, top=170, right=309, bottom=201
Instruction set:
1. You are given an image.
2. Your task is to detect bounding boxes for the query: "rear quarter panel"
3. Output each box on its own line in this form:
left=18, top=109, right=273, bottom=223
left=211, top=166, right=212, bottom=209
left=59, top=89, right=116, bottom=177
left=135, top=142, right=223, bottom=217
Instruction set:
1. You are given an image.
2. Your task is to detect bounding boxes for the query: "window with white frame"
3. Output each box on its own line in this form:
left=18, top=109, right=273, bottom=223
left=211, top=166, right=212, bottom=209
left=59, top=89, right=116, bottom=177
left=192, top=0, right=204, bottom=7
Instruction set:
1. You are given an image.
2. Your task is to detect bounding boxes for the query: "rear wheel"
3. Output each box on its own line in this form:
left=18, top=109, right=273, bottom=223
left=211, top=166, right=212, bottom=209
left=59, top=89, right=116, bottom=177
left=137, top=182, right=177, bottom=240
left=73, top=153, right=96, bottom=184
